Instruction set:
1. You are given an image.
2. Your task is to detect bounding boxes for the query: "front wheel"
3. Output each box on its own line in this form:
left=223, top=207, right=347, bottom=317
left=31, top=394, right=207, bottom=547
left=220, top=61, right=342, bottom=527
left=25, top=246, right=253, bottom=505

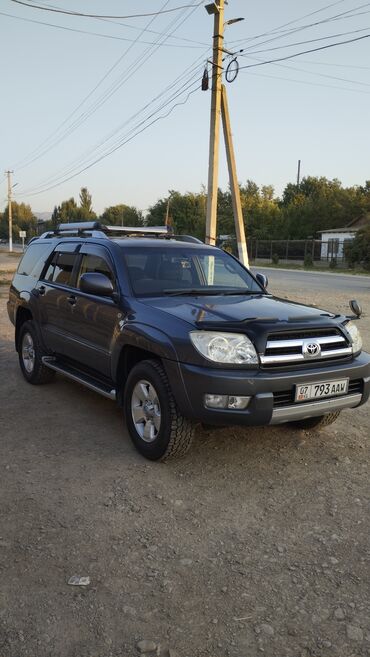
left=124, top=359, right=195, bottom=461
left=288, top=411, right=341, bottom=430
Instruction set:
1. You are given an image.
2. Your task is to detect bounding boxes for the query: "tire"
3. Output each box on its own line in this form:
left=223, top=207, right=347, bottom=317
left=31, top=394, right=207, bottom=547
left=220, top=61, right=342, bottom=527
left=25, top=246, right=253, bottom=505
left=18, top=320, right=56, bottom=385
left=124, top=359, right=195, bottom=461
left=289, top=411, right=341, bottom=430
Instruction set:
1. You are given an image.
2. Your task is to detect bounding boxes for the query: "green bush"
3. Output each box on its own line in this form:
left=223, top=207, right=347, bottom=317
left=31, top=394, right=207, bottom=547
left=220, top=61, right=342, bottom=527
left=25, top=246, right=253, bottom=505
left=304, top=254, right=314, bottom=268
left=344, top=226, right=370, bottom=270
left=329, top=257, right=337, bottom=269
left=272, top=253, right=279, bottom=265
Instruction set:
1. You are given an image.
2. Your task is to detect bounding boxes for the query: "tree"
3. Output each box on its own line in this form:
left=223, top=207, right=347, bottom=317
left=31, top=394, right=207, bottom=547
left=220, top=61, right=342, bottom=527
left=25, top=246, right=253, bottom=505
left=0, top=202, right=37, bottom=239
left=50, top=205, right=61, bottom=229
left=344, top=224, right=370, bottom=270
left=146, top=190, right=206, bottom=239
left=240, top=181, right=283, bottom=240
left=100, top=204, right=143, bottom=227
left=58, top=198, right=78, bottom=223
left=76, top=187, right=96, bottom=221
left=279, top=177, right=370, bottom=239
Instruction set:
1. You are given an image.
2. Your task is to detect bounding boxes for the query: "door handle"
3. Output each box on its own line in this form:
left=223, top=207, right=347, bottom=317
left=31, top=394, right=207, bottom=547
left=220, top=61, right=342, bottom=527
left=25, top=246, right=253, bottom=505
left=67, top=295, right=77, bottom=306
left=38, top=285, right=46, bottom=296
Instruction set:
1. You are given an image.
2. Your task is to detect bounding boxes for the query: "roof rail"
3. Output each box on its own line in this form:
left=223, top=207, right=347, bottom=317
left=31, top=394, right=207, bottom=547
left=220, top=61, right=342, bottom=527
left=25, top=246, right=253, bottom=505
left=173, top=235, right=203, bottom=244
left=105, top=225, right=173, bottom=236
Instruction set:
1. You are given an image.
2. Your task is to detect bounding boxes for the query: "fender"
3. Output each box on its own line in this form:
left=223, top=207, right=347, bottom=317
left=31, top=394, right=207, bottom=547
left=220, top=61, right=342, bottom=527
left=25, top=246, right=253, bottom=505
left=111, top=322, right=193, bottom=417
left=14, top=290, right=47, bottom=352
left=111, top=322, right=178, bottom=381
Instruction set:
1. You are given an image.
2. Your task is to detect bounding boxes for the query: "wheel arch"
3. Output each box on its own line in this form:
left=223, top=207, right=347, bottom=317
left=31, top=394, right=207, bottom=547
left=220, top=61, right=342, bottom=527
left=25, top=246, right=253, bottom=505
left=115, top=344, right=162, bottom=406
left=15, top=306, right=33, bottom=351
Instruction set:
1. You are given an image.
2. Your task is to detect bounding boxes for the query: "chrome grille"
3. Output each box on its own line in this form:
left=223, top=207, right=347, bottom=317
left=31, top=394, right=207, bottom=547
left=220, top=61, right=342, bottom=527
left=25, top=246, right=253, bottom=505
left=261, top=328, right=352, bottom=366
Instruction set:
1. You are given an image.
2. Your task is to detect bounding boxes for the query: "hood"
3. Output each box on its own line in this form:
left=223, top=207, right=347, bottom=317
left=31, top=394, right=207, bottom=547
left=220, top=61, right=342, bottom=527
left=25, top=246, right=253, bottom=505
left=140, top=293, right=337, bottom=328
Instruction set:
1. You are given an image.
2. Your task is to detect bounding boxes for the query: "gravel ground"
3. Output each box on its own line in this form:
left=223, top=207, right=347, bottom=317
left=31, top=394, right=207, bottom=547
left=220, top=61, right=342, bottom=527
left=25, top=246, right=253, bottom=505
left=0, top=267, right=369, bottom=657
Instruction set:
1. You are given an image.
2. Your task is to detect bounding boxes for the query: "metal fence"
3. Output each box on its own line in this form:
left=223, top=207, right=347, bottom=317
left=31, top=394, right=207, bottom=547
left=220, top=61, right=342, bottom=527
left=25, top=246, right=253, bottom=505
left=220, top=238, right=350, bottom=267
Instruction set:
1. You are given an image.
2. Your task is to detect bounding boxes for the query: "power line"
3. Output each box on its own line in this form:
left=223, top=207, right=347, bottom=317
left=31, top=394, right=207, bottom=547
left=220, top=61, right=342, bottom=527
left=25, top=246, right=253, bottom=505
left=239, top=25, right=370, bottom=57
left=12, top=0, right=174, bottom=169
left=17, top=59, right=206, bottom=194
left=258, top=0, right=349, bottom=32
left=9, top=0, right=200, bottom=19
left=16, top=82, right=201, bottom=197
left=16, top=69, right=202, bottom=194
left=17, top=60, right=205, bottom=192
left=227, top=2, right=370, bottom=52
left=238, top=33, right=370, bottom=71
left=224, top=0, right=350, bottom=50
left=242, top=53, right=370, bottom=88
left=14, top=1, right=204, bottom=170
left=295, top=59, right=370, bottom=69
left=0, top=10, right=205, bottom=48
left=21, top=0, right=208, bottom=46
left=244, top=69, right=370, bottom=95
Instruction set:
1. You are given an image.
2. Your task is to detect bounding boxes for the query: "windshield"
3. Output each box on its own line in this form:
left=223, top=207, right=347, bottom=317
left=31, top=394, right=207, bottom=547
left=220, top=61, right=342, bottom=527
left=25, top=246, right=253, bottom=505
left=122, top=246, right=263, bottom=297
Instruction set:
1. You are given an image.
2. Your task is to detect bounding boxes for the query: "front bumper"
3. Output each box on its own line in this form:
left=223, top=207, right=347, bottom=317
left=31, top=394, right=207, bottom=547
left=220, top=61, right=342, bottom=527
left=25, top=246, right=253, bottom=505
left=163, top=351, right=370, bottom=426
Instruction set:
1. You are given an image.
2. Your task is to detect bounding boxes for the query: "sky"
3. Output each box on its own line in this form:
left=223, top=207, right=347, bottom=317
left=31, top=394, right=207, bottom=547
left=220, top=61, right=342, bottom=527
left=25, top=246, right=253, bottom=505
left=1, top=0, right=370, bottom=216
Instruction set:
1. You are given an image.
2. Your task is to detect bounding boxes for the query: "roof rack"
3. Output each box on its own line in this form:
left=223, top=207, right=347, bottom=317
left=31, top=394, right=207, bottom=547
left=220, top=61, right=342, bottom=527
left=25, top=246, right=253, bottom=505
left=58, top=221, right=102, bottom=232
left=37, top=221, right=203, bottom=244
left=105, top=225, right=173, bottom=237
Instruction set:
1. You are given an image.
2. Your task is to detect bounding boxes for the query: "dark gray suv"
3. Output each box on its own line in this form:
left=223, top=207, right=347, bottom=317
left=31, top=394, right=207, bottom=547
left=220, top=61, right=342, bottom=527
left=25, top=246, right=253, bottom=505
left=7, top=222, right=370, bottom=460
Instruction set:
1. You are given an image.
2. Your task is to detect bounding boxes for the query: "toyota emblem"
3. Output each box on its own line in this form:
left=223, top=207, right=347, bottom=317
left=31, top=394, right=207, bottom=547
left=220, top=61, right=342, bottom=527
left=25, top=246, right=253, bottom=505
left=302, top=341, right=321, bottom=358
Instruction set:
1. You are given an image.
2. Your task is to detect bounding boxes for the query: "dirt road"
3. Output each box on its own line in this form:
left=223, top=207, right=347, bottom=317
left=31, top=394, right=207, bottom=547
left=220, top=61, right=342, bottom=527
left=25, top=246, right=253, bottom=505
left=0, top=271, right=369, bottom=657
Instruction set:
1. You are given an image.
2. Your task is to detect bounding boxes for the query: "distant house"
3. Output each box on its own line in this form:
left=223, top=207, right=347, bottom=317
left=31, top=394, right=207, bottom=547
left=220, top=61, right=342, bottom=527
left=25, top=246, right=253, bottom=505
left=318, top=214, right=370, bottom=261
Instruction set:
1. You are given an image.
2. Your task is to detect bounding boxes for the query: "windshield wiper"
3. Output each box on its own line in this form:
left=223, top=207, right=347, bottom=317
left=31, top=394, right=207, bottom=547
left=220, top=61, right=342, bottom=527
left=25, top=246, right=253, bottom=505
left=221, top=289, right=263, bottom=295
left=163, top=288, right=222, bottom=296
left=163, top=288, right=262, bottom=297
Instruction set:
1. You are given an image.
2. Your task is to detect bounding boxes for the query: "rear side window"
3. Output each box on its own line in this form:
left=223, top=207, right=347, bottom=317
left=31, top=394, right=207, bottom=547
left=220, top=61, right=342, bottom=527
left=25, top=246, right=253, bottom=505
left=77, top=253, right=115, bottom=288
left=17, top=243, right=54, bottom=279
left=43, top=252, right=77, bottom=287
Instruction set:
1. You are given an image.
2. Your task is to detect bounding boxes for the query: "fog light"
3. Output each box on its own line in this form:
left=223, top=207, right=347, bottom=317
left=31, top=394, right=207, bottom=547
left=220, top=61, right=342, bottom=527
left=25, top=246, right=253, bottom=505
left=204, top=394, right=228, bottom=409
left=204, top=394, right=251, bottom=410
left=227, top=395, right=250, bottom=410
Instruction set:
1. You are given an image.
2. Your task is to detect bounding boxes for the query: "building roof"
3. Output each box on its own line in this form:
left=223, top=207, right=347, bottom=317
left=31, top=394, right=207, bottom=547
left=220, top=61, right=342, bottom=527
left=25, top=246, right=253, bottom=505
left=318, top=213, right=370, bottom=235
left=318, top=228, right=358, bottom=235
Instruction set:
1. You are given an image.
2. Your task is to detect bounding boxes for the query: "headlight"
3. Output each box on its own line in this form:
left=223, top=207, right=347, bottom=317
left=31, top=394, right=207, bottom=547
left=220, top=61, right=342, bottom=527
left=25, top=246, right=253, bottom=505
left=345, top=320, right=362, bottom=353
left=190, top=331, right=258, bottom=364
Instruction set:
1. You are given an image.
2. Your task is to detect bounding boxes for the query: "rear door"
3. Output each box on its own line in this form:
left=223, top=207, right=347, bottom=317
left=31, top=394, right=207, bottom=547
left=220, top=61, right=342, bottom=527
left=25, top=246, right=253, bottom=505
left=36, top=242, right=80, bottom=355
left=62, top=244, right=120, bottom=378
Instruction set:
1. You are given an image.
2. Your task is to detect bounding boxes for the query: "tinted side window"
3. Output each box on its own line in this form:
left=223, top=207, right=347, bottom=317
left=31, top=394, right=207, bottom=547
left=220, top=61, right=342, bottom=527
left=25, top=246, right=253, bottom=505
left=17, top=243, right=54, bottom=279
left=44, top=252, right=77, bottom=287
left=77, top=254, right=114, bottom=288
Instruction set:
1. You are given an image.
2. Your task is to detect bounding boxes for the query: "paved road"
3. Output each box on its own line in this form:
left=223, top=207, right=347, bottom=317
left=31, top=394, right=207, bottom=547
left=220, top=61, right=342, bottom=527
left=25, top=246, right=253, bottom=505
left=251, top=267, right=370, bottom=295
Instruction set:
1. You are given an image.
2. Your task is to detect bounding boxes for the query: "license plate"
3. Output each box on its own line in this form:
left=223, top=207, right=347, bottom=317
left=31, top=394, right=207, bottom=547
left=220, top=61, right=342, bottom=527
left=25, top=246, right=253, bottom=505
left=295, top=378, right=349, bottom=402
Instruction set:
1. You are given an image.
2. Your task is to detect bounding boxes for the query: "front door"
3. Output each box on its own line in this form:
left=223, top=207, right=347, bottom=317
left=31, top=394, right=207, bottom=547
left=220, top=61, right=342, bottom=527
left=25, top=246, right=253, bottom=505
left=62, top=245, right=120, bottom=379
left=36, top=242, right=80, bottom=356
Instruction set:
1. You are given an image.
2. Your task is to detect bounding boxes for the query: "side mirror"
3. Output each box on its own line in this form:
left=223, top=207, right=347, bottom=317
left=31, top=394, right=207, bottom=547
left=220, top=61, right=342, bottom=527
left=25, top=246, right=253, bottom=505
left=79, top=272, right=114, bottom=297
left=256, top=272, right=268, bottom=289
left=349, top=299, right=362, bottom=318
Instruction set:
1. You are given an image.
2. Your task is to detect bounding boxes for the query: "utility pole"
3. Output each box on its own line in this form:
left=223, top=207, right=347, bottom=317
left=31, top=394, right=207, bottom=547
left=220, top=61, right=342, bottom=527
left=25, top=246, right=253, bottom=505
left=204, top=2, right=249, bottom=267
left=5, top=170, right=14, bottom=252
left=297, top=159, right=301, bottom=187
left=205, top=0, right=224, bottom=247
left=221, top=84, right=248, bottom=266
left=165, top=197, right=170, bottom=226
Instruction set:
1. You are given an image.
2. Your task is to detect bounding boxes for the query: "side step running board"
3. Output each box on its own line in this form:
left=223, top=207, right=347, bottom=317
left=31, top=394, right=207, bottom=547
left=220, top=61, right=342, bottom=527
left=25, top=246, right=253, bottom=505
left=42, top=357, right=116, bottom=401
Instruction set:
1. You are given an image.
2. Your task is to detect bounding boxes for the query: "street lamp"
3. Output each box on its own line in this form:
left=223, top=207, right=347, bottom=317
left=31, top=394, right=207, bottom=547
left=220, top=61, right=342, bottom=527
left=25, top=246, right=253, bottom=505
left=225, top=17, right=244, bottom=25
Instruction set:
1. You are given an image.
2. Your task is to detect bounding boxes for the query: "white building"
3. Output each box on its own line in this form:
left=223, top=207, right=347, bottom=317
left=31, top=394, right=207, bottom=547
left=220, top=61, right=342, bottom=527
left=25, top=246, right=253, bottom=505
left=318, top=215, right=369, bottom=262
